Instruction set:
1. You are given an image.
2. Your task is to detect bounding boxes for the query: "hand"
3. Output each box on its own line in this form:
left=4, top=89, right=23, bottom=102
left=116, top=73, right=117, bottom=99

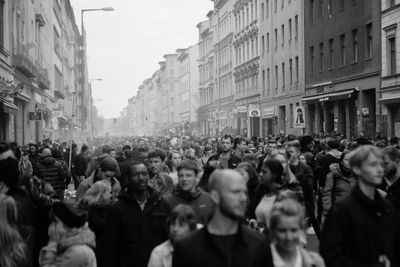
left=379, top=255, right=390, bottom=267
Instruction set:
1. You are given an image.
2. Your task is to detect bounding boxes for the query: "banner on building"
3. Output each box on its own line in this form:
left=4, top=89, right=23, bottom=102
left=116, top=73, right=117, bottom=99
left=293, top=106, right=305, bottom=128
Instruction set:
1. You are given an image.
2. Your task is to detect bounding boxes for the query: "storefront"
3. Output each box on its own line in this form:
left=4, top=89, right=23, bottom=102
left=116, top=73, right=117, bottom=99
left=262, top=106, right=276, bottom=137
left=380, top=91, right=400, bottom=137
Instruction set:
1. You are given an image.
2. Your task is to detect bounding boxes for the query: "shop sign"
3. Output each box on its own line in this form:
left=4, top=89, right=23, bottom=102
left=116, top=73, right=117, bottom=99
left=263, top=107, right=275, bottom=117
left=249, top=108, right=260, bottom=117
left=29, top=112, right=42, bottom=121
left=236, top=106, right=247, bottom=113
left=293, top=106, right=305, bottom=128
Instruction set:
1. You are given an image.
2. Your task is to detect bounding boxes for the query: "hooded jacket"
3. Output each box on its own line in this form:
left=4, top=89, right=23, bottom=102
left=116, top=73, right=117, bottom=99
left=164, top=186, right=213, bottom=225
left=39, top=224, right=96, bottom=267
left=34, top=156, right=66, bottom=195
left=315, top=150, right=341, bottom=188
left=322, top=163, right=356, bottom=220
left=98, top=187, right=170, bottom=267
left=85, top=154, right=121, bottom=178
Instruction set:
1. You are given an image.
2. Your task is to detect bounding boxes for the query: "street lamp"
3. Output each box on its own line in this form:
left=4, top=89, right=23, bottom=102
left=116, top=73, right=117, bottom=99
left=81, top=7, right=114, bottom=35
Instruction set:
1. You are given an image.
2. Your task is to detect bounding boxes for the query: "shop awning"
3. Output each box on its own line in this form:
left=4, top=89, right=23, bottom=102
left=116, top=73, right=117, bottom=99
left=379, top=94, right=400, bottom=104
left=0, top=99, right=18, bottom=114
left=302, top=89, right=357, bottom=104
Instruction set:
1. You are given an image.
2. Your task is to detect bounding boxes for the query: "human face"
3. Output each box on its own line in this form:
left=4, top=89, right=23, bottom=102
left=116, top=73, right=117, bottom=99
left=178, top=169, right=197, bottom=193
left=149, top=157, right=163, bottom=173
left=273, top=215, right=301, bottom=253
left=110, top=151, right=116, bottom=158
left=299, top=155, right=307, bottom=165
left=383, top=154, right=398, bottom=177
left=127, top=164, right=149, bottom=191
left=218, top=174, right=248, bottom=220
left=99, top=170, right=116, bottom=182
left=353, top=153, right=384, bottom=186
left=287, top=146, right=300, bottom=161
left=237, top=167, right=249, bottom=183
left=238, top=141, right=247, bottom=151
left=171, top=153, right=181, bottom=167
left=274, top=154, right=288, bottom=173
left=260, top=166, right=273, bottom=186
left=221, top=138, right=232, bottom=152
left=29, top=146, right=36, bottom=155
left=169, top=219, right=191, bottom=244
left=268, top=143, right=277, bottom=150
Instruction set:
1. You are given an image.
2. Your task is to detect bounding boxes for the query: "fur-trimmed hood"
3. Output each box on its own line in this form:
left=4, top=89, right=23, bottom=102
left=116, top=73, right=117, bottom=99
left=58, top=223, right=96, bottom=252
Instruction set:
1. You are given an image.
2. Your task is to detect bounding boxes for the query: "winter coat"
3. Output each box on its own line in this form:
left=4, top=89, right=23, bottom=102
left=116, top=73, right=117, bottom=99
left=75, top=172, right=121, bottom=201
left=39, top=224, right=96, bottom=267
left=173, top=225, right=271, bottom=267
left=98, top=187, right=170, bottom=267
left=320, top=185, right=400, bottom=267
left=315, top=151, right=341, bottom=188
left=73, top=153, right=89, bottom=177
left=290, top=162, right=315, bottom=219
left=164, top=186, right=213, bottom=225
left=207, top=152, right=241, bottom=169
left=85, top=154, right=121, bottom=178
left=19, top=157, right=33, bottom=178
left=34, top=156, right=66, bottom=196
left=322, top=163, right=356, bottom=220
left=387, top=178, right=400, bottom=212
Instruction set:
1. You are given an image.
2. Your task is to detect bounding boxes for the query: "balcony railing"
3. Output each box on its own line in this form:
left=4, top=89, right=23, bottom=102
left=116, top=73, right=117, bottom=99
left=13, top=44, right=38, bottom=78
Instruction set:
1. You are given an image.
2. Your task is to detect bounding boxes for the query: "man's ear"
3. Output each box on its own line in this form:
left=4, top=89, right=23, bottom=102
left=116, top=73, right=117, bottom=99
left=210, top=189, right=219, bottom=204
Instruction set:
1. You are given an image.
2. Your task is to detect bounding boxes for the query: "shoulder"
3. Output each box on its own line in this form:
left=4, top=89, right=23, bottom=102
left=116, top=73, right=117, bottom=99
left=63, top=244, right=96, bottom=262
left=301, top=248, right=326, bottom=267
left=240, top=225, right=268, bottom=247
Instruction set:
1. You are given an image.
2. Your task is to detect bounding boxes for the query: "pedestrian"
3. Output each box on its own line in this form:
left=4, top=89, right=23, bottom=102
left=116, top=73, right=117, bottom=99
left=85, top=145, right=121, bottom=178
left=152, top=172, right=174, bottom=197
left=39, top=199, right=96, bottom=267
left=165, top=150, right=181, bottom=185
left=51, top=148, right=72, bottom=190
left=164, top=160, right=212, bottom=225
left=34, top=148, right=66, bottom=200
left=73, top=144, right=90, bottom=187
left=0, top=194, right=28, bottom=267
left=172, top=169, right=271, bottom=267
left=322, top=151, right=356, bottom=223
left=14, top=145, right=33, bottom=180
left=207, top=135, right=241, bottom=169
left=76, top=158, right=121, bottom=201
left=99, top=161, right=170, bottom=267
left=320, top=145, right=400, bottom=267
left=28, top=143, right=40, bottom=171
left=147, top=204, right=197, bottom=267
left=236, top=161, right=260, bottom=201
left=148, top=149, right=171, bottom=178
left=269, top=197, right=325, bottom=267
left=382, top=146, right=400, bottom=211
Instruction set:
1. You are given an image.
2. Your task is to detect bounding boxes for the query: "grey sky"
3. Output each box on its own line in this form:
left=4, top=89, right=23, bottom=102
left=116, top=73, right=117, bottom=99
left=70, top=0, right=213, bottom=119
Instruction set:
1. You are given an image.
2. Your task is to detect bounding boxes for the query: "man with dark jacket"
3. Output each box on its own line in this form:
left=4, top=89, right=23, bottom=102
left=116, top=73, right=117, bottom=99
left=207, top=134, right=241, bottom=169
left=99, top=161, right=170, bottom=267
left=34, top=148, right=66, bottom=199
left=382, top=146, right=400, bottom=211
left=173, top=169, right=271, bottom=267
left=85, top=144, right=121, bottom=178
left=321, top=145, right=400, bottom=267
left=165, top=160, right=212, bottom=225
left=73, top=144, right=89, bottom=185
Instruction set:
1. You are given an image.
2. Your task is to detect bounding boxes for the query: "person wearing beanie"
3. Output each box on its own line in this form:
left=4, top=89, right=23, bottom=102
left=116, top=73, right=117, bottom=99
left=39, top=199, right=96, bottom=267
left=76, top=158, right=121, bottom=201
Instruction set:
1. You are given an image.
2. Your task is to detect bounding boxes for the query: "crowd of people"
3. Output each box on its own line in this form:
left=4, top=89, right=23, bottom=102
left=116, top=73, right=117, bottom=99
left=0, top=133, right=399, bottom=267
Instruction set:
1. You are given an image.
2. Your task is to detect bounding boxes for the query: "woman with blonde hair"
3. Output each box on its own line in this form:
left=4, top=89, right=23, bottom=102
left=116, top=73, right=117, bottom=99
left=269, top=197, right=325, bottom=267
left=0, top=194, right=27, bottom=267
left=152, top=173, right=174, bottom=197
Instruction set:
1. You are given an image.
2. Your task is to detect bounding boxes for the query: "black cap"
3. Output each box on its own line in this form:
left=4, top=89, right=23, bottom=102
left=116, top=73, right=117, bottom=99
left=52, top=199, right=88, bottom=228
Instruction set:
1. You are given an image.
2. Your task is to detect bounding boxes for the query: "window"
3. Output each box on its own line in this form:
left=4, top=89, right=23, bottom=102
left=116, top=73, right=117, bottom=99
left=310, top=46, right=314, bottom=74
left=251, top=39, right=255, bottom=58
left=289, top=58, right=293, bottom=84
left=319, top=42, right=324, bottom=72
left=318, top=0, right=323, bottom=20
left=388, top=36, right=397, bottom=75
left=262, top=70, right=266, bottom=91
left=339, top=0, right=344, bottom=10
left=352, top=29, right=358, bottom=63
left=340, top=34, right=346, bottom=65
left=251, top=2, right=254, bottom=22
left=275, top=65, right=279, bottom=90
left=53, top=27, right=62, bottom=59
left=247, top=5, right=250, bottom=26
left=289, top=18, right=292, bottom=41
left=329, top=38, right=334, bottom=69
left=274, top=0, right=277, bottom=12
left=282, top=62, right=285, bottom=88
left=366, top=23, right=373, bottom=59
left=328, top=0, right=333, bottom=17
left=281, top=24, right=285, bottom=46
left=295, top=56, right=299, bottom=83
left=310, top=0, right=314, bottom=25
left=294, top=15, right=298, bottom=39
left=290, top=104, right=293, bottom=127
left=281, top=0, right=284, bottom=9
left=266, top=0, right=270, bottom=17
left=389, top=0, right=396, bottom=8
left=267, top=68, right=271, bottom=94
left=0, top=2, right=4, bottom=47
left=255, top=36, right=259, bottom=55
left=54, top=66, right=62, bottom=91
left=255, top=0, right=258, bottom=19
left=262, top=35, right=265, bottom=54
left=274, top=28, right=278, bottom=49
left=261, top=3, right=265, bottom=21
left=267, top=33, right=270, bottom=51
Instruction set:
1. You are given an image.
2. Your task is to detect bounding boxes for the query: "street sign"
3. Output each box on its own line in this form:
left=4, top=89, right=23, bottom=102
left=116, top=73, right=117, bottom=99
left=29, top=112, right=42, bottom=121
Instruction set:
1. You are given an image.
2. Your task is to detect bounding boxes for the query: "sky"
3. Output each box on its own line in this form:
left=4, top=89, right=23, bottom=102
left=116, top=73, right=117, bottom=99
left=69, top=0, right=214, bottom=119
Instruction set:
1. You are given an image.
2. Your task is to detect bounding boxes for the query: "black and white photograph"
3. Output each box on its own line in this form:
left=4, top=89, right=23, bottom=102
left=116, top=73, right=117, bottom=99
left=0, top=1, right=400, bottom=267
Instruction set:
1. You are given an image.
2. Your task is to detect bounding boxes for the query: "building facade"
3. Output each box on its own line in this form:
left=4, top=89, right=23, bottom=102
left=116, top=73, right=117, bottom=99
left=381, top=0, right=400, bottom=137
left=303, top=0, right=381, bottom=138
left=233, top=0, right=260, bottom=137
left=258, top=0, right=305, bottom=137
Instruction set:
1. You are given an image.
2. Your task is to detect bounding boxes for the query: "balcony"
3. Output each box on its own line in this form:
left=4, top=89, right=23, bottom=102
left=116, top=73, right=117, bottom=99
left=37, top=67, right=50, bottom=89
left=13, top=44, right=37, bottom=78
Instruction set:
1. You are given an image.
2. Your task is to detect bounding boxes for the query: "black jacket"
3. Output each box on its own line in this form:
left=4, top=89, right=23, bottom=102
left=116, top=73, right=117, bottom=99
left=98, top=187, right=170, bottom=267
left=173, top=225, right=272, bottom=267
left=73, top=153, right=88, bottom=177
left=320, top=185, right=400, bottom=267
left=34, top=156, right=65, bottom=194
left=207, top=151, right=241, bottom=169
left=387, top=178, right=400, bottom=212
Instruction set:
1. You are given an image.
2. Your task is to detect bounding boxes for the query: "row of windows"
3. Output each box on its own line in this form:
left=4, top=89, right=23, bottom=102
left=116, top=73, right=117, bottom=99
left=261, top=15, right=298, bottom=54
left=235, top=0, right=258, bottom=33
left=236, top=74, right=259, bottom=98
left=309, top=0, right=358, bottom=25
left=200, top=87, right=214, bottom=106
left=309, top=23, right=373, bottom=75
left=199, top=61, right=213, bottom=83
left=261, top=0, right=296, bottom=21
left=261, top=56, right=299, bottom=96
left=235, top=36, right=259, bottom=65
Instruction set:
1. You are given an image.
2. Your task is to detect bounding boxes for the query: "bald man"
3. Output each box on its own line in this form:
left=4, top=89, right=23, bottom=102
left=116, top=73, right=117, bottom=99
left=34, top=148, right=66, bottom=199
left=173, top=169, right=272, bottom=267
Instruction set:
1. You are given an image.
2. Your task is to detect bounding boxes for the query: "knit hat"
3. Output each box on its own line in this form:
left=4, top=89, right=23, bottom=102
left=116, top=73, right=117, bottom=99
left=0, top=157, right=20, bottom=187
left=52, top=199, right=88, bottom=228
